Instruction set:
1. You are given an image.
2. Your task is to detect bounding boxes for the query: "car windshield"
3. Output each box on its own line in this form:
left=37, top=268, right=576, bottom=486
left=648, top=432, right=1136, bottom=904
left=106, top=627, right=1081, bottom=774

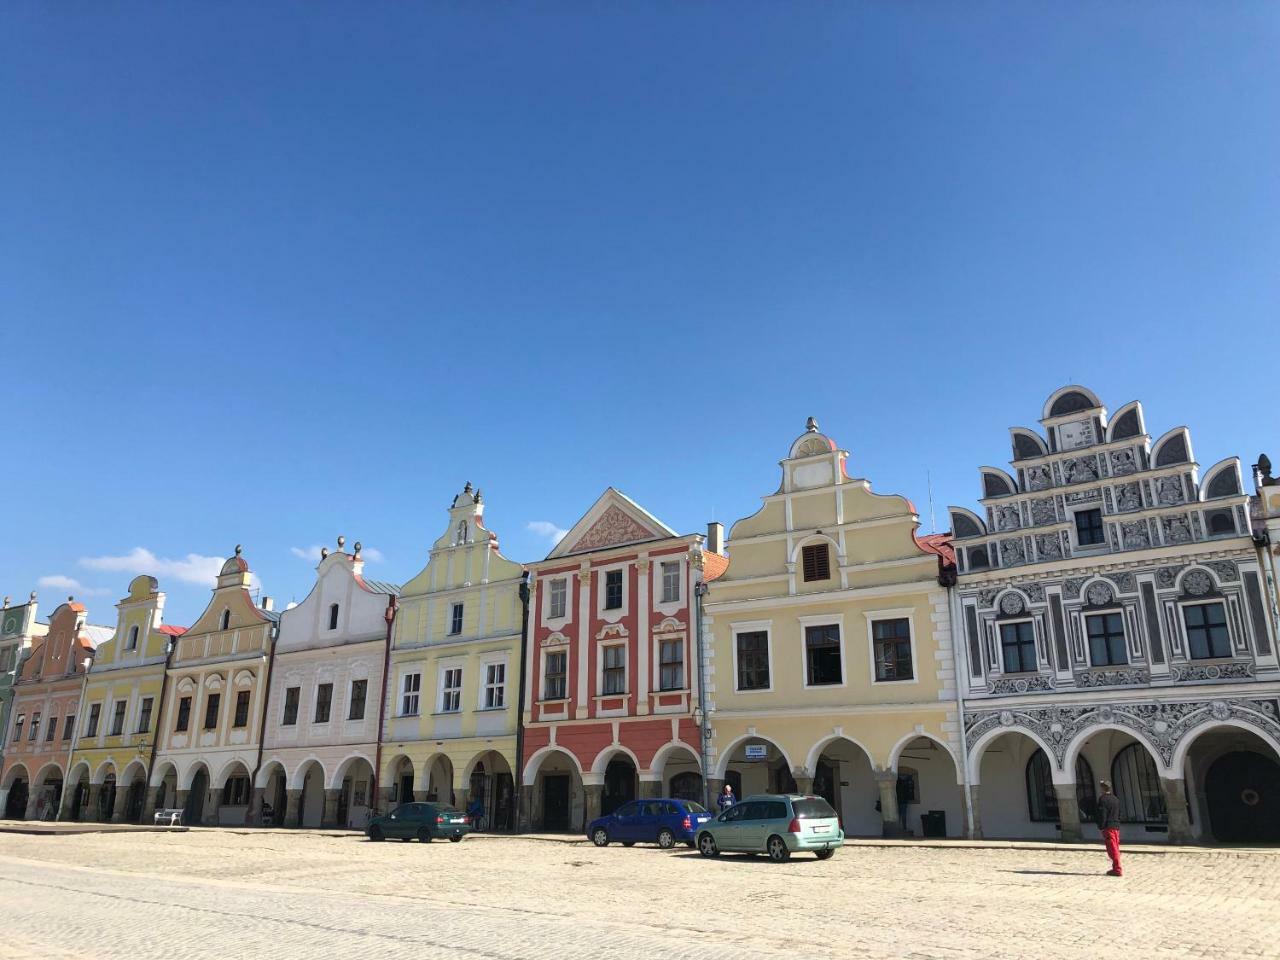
left=682, top=801, right=708, bottom=814
left=792, top=798, right=838, bottom=819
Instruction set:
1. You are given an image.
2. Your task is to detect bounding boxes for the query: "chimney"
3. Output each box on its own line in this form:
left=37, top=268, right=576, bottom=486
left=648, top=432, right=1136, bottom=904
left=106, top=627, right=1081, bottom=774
left=260, top=596, right=274, bottom=613
left=706, top=522, right=725, bottom=556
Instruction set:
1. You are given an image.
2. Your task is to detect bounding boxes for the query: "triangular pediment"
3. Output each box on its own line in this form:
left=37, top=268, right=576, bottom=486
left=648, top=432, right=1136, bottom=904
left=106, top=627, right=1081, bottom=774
left=547, top=488, right=678, bottom=559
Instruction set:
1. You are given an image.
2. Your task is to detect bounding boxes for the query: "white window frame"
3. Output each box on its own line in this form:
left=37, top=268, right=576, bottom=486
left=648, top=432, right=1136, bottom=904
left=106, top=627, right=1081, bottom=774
left=547, top=577, right=569, bottom=621
left=656, top=635, right=685, bottom=691
left=1178, top=598, right=1234, bottom=661
left=127, top=625, right=139, bottom=650
left=479, top=657, right=507, bottom=710
left=540, top=647, right=569, bottom=702
left=347, top=678, right=368, bottom=721
left=1067, top=506, right=1109, bottom=554
left=596, top=563, right=629, bottom=618
left=598, top=641, right=628, bottom=697
left=864, top=607, right=919, bottom=685
left=730, top=620, right=774, bottom=694
left=438, top=664, right=463, bottom=714
left=798, top=614, right=846, bottom=690
left=399, top=670, right=422, bottom=717
left=448, top=601, right=464, bottom=636
left=997, top=618, right=1039, bottom=675
left=1083, top=609, right=1129, bottom=668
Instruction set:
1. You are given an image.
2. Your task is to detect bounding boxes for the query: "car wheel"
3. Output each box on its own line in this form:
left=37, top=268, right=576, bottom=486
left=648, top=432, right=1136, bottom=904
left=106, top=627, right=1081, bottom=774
left=697, top=833, right=719, bottom=858
left=418, top=828, right=432, bottom=843
left=368, top=826, right=384, bottom=842
left=592, top=828, right=609, bottom=847
left=401, top=837, right=411, bottom=842
left=623, top=842, right=635, bottom=847
left=449, top=836, right=462, bottom=843
left=657, top=828, right=676, bottom=849
left=767, top=835, right=790, bottom=863
left=815, top=848, right=835, bottom=860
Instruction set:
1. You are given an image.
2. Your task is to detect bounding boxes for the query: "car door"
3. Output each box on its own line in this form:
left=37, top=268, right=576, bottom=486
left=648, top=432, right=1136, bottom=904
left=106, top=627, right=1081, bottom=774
left=732, top=801, right=766, bottom=850
left=610, top=801, right=640, bottom=841
left=639, top=801, right=667, bottom=842
left=386, top=803, right=410, bottom=838
left=715, top=802, right=747, bottom=850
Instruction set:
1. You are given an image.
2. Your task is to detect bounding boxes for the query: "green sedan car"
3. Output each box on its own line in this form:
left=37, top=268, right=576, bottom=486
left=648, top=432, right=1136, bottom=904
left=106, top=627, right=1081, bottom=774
left=366, top=802, right=472, bottom=843
left=696, top=794, right=843, bottom=862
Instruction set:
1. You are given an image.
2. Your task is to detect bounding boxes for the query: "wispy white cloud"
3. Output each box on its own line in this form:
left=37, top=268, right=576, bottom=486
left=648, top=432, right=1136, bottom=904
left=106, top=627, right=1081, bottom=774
left=291, top=544, right=384, bottom=563
left=79, top=547, right=256, bottom=589
left=37, top=574, right=111, bottom=597
left=526, top=520, right=568, bottom=544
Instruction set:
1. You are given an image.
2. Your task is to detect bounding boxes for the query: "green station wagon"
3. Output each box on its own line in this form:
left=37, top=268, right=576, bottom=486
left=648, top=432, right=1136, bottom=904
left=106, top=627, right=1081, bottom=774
left=366, top=802, right=472, bottom=843
left=696, top=794, right=843, bottom=862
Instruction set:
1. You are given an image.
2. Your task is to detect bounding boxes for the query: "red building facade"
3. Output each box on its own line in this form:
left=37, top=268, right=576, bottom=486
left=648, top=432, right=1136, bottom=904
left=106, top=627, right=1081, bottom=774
left=520, top=489, right=726, bottom=831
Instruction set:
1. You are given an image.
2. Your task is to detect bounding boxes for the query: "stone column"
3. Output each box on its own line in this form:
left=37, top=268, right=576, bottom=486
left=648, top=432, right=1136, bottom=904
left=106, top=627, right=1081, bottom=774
left=248, top=787, right=265, bottom=826
left=174, top=789, right=189, bottom=823
left=584, top=784, right=604, bottom=826
left=706, top=778, right=724, bottom=812
left=639, top=779, right=661, bottom=799
left=518, top=784, right=535, bottom=832
left=378, top=786, right=395, bottom=816
left=322, top=789, right=341, bottom=828
left=1054, top=784, right=1082, bottom=842
left=23, top=791, right=40, bottom=821
left=111, top=785, right=131, bottom=823
left=794, top=776, right=815, bottom=796
left=86, top=784, right=102, bottom=823
left=455, top=787, right=470, bottom=814
left=1161, top=778, right=1193, bottom=844
left=875, top=771, right=902, bottom=838
left=284, top=789, right=302, bottom=828
left=141, top=786, right=161, bottom=823
left=964, top=785, right=982, bottom=839
left=412, top=789, right=429, bottom=803
left=203, top=789, right=221, bottom=827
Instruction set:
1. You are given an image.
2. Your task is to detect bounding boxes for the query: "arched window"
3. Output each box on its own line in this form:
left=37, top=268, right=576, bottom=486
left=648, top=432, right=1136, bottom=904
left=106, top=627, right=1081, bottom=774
left=1026, top=750, right=1098, bottom=822
left=328, top=603, right=339, bottom=631
left=457, top=520, right=468, bottom=544
left=127, top=626, right=139, bottom=650
left=669, top=771, right=702, bottom=803
left=219, top=609, right=231, bottom=631
left=1111, top=744, right=1167, bottom=825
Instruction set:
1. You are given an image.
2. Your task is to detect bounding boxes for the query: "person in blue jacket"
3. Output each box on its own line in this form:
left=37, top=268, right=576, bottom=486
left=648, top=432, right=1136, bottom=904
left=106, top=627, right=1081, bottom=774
left=717, top=783, right=736, bottom=812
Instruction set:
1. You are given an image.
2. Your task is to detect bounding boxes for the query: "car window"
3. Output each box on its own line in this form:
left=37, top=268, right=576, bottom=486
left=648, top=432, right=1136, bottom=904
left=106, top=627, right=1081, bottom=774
left=614, top=802, right=640, bottom=818
left=661, top=802, right=679, bottom=816
left=736, top=801, right=764, bottom=821
left=765, top=800, right=788, bottom=820
left=719, top=804, right=745, bottom=822
left=793, top=797, right=838, bottom=819
left=682, top=801, right=708, bottom=814
left=391, top=804, right=412, bottom=819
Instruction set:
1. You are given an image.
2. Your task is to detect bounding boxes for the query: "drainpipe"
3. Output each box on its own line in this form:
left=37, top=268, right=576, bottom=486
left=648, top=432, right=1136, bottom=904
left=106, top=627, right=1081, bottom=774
left=142, top=635, right=178, bottom=816
left=248, top=620, right=278, bottom=825
left=694, top=579, right=711, bottom=812
left=513, top=570, right=531, bottom=833
left=57, top=651, right=94, bottom=821
left=372, top=595, right=397, bottom=817
left=944, top=566, right=976, bottom=839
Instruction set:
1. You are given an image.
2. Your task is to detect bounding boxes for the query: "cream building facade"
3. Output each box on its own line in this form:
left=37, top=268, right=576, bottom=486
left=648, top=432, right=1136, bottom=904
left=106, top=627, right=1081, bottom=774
left=703, top=420, right=965, bottom=838
left=150, top=547, right=279, bottom=826
left=257, top=538, right=397, bottom=829
left=65, top=576, right=186, bottom=823
left=381, top=484, right=524, bottom=829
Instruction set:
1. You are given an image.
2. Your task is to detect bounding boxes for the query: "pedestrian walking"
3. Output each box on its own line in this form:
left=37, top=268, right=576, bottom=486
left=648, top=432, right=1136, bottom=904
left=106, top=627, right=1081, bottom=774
left=1096, top=780, right=1122, bottom=876
left=717, top=784, right=736, bottom=812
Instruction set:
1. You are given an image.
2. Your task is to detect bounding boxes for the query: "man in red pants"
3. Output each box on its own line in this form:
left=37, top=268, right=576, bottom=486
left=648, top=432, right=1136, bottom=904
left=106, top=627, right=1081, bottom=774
left=1096, top=780, right=1122, bottom=876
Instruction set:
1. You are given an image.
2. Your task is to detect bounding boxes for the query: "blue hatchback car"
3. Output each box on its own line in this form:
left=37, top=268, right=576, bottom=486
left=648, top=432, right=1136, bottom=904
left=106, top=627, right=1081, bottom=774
left=588, top=798, right=713, bottom=849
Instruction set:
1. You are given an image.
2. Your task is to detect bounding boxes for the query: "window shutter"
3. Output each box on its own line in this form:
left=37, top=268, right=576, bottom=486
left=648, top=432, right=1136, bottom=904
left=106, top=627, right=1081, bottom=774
left=802, top=544, right=830, bottom=582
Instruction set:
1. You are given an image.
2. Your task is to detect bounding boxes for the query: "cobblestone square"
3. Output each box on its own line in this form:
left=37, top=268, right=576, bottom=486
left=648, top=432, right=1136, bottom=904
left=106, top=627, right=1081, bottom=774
left=0, top=830, right=1277, bottom=959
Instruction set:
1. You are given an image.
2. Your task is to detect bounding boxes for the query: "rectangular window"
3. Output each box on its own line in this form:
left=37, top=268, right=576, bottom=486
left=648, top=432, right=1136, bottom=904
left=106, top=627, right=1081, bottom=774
left=233, top=689, right=250, bottom=727
left=805, top=624, right=843, bottom=685
left=204, top=693, right=221, bottom=730
left=1184, top=602, right=1232, bottom=660
left=659, top=638, right=683, bottom=690
left=549, top=579, right=567, bottom=619
left=137, top=697, right=154, bottom=734
left=602, top=644, right=626, bottom=694
left=110, top=701, right=126, bottom=736
left=86, top=703, right=101, bottom=737
left=802, top=543, right=831, bottom=582
left=872, top=618, right=914, bottom=682
left=1086, top=612, right=1127, bottom=666
left=12, top=715, right=23, bottom=743
left=175, top=697, right=190, bottom=732
left=604, top=570, right=623, bottom=610
left=222, top=775, right=251, bottom=806
left=999, top=621, right=1038, bottom=673
left=349, top=679, right=367, bottom=720
left=736, top=631, right=770, bottom=691
left=661, top=562, right=680, bottom=603
left=484, top=662, right=505, bottom=709
left=29, top=711, right=40, bottom=742
left=62, top=715, right=74, bottom=742
left=313, top=683, right=332, bottom=723
left=1075, top=509, right=1106, bottom=547
left=543, top=651, right=567, bottom=700
left=401, top=672, right=421, bottom=715
left=0, top=647, right=12, bottom=673
left=282, top=687, right=300, bottom=725
left=449, top=602, right=464, bottom=636
left=45, top=714, right=57, bottom=742
left=441, top=668, right=462, bottom=713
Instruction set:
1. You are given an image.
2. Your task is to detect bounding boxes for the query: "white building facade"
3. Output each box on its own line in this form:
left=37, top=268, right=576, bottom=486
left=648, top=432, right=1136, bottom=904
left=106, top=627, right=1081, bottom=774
left=257, top=539, right=397, bottom=829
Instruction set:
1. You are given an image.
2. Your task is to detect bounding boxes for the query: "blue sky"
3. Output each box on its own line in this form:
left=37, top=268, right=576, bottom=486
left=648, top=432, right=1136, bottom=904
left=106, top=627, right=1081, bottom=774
left=2, top=3, right=1277, bottom=627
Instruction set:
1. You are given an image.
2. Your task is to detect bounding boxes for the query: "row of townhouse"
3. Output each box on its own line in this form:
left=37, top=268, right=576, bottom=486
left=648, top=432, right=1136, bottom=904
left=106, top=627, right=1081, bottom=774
left=1, top=384, right=1278, bottom=844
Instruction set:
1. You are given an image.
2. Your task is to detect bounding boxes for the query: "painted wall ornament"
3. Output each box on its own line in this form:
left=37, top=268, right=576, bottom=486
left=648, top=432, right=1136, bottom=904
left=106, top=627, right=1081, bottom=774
left=1085, top=582, right=1114, bottom=607
left=1183, top=571, right=1213, bottom=597
left=1000, top=592, right=1026, bottom=615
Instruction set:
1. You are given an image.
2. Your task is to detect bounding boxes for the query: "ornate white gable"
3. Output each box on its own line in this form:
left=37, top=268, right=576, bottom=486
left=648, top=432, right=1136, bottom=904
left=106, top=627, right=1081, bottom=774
left=547, top=488, right=677, bottom=558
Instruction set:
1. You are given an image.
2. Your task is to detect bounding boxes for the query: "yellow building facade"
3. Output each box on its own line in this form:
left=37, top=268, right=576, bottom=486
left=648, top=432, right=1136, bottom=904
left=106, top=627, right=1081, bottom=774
left=380, top=484, right=524, bottom=828
left=66, top=576, right=186, bottom=823
left=703, top=420, right=969, bottom=837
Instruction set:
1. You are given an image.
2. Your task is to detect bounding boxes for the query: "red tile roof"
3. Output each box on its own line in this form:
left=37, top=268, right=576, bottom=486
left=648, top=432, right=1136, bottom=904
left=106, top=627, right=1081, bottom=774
left=702, top=552, right=730, bottom=582
left=157, top=625, right=188, bottom=636
left=914, top=532, right=956, bottom=566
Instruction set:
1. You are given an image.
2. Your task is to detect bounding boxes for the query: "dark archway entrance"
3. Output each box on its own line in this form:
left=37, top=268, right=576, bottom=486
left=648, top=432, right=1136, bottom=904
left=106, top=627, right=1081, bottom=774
left=5, top=778, right=28, bottom=820
left=186, top=768, right=208, bottom=825
left=602, top=758, right=636, bottom=816
left=1205, top=752, right=1280, bottom=843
